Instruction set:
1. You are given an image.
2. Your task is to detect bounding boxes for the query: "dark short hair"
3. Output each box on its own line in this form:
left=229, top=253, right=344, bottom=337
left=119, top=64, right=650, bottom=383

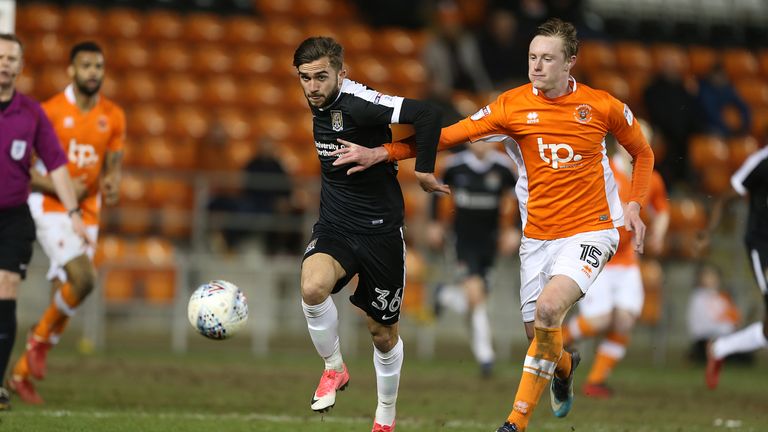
left=0, top=33, right=23, bottom=53
left=70, top=41, right=103, bottom=63
left=535, top=18, right=579, bottom=59
left=293, top=36, right=344, bottom=71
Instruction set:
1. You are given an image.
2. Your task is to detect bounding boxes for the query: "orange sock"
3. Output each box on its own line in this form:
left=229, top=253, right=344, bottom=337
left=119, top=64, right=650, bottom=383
left=564, top=315, right=597, bottom=346
left=12, top=352, right=30, bottom=380
left=33, top=282, right=79, bottom=342
left=506, top=327, right=563, bottom=430
left=554, top=350, right=572, bottom=380
left=586, top=332, right=629, bottom=384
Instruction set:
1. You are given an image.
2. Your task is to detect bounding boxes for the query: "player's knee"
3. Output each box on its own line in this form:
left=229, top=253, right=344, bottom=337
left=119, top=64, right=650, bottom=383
left=534, top=299, right=563, bottom=326
left=370, top=326, right=398, bottom=352
left=66, top=257, right=96, bottom=299
left=300, top=279, right=331, bottom=305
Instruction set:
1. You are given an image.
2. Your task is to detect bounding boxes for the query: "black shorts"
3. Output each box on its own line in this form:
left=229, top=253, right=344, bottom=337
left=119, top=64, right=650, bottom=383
left=303, top=223, right=406, bottom=325
left=0, top=204, right=36, bottom=279
left=455, top=234, right=497, bottom=282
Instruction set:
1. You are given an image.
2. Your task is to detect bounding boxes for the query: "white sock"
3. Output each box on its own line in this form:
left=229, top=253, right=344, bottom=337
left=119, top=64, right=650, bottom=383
left=438, top=285, right=468, bottom=314
left=302, top=297, right=343, bottom=371
left=471, top=304, right=495, bottom=364
left=373, top=337, right=403, bottom=426
left=712, top=322, right=768, bottom=360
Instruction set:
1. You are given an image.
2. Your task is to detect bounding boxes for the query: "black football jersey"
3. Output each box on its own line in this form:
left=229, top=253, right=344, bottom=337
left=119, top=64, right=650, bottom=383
left=732, top=146, right=768, bottom=245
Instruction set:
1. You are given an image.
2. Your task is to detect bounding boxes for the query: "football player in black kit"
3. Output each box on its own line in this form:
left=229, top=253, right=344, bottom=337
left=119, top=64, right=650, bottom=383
left=428, top=138, right=518, bottom=378
left=293, top=36, right=447, bottom=432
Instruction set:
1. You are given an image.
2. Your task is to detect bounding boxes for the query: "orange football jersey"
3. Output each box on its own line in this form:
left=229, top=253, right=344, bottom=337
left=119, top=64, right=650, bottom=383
left=40, top=85, right=126, bottom=224
left=386, top=79, right=654, bottom=240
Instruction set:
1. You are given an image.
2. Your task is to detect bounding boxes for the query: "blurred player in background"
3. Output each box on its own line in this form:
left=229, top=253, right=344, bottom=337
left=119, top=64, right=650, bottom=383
left=9, top=41, right=125, bottom=404
left=562, top=121, right=669, bottom=398
left=705, top=145, right=768, bottom=389
left=331, top=18, right=655, bottom=432
left=428, top=138, right=518, bottom=378
left=293, top=36, right=445, bottom=432
left=0, top=34, right=87, bottom=410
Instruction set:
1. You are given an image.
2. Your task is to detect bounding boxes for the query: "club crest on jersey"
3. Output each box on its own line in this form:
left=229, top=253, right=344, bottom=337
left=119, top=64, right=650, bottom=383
left=331, top=110, right=344, bottom=132
left=10, top=139, right=27, bottom=160
left=573, top=104, right=593, bottom=123
left=98, top=115, right=109, bottom=132
left=471, top=105, right=491, bottom=121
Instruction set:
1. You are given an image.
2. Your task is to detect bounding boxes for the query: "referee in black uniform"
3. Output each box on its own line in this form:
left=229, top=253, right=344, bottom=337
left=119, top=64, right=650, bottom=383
left=293, top=37, right=446, bottom=431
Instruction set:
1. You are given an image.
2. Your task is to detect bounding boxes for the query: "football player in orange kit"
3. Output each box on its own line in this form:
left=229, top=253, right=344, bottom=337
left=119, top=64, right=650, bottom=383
left=9, top=41, right=125, bottom=404
left=561, top=121, right=669, bottom=398
left=330, top=18, right=654, bottom=432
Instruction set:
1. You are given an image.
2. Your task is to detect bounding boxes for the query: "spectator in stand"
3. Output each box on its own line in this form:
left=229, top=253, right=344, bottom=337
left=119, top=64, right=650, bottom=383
left=697, top=62, right=751, bottom=137
left=479, top=9, right=529, bottom=89
left=643, top=55, right=703, bottom=187
left=423, top=0, right=493, bottom=94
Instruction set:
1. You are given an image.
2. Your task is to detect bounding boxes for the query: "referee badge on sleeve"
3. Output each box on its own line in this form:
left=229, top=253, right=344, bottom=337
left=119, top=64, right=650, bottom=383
left=10, top=140, right=27, bottom=161
left=331, top=110, right=344, bottom=132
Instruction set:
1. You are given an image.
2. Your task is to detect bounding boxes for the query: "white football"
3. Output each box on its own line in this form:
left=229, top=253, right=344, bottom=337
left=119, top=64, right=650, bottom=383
left=188, top=280, right=248, bottom=340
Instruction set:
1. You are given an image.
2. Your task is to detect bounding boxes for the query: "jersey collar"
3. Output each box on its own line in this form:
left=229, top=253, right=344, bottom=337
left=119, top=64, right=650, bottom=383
left=531, top=76, right=577, bottom=98
left=64, top=84, right=100, bottom=108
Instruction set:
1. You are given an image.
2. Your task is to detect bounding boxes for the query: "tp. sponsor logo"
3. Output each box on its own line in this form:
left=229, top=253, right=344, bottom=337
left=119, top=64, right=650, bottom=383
left=537, top=138, right=582, bottom=169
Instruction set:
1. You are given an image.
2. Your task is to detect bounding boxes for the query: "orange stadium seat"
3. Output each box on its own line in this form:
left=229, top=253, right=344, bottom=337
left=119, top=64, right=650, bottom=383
left=143, top=10, right=184, bottom=41
left=700, top=165, right=732, bottom=196
left=303, top=22, right=343, bottom=43
left=668, top=198, right=707, bottom=232
left=452, top=91, right=481, bottom=117
left=94, top=235, right=132, bottom=267
left=109, top=40, right=150, bottom=72
left=614, top=42, right=653, bottom=74
left=183, top=13, right=225, bottom=44
left=190, top=46, right=233, bottom=75
left=15, top=3, right=62, bottom=34
left=168, top=106, right=210, bottom=140
left=118, top=172, right=149, bottom=206
left=61, top=6, right=101, bottom=38
left=262, top=19, right=304, bottom=49
left=23, top=33, right=71, bottom=67
left=100, top=75, right=117, bottom=100
left=201, top=76, right=240, bottom=106
left=222, top=139, right=259, bottom=170
left=216, top=108, right=255, bottom=141
left=727, top=136, right=759, bottom=171
left=294, top=0, right=336, bottom=20
left=589, top=71, right=630, bottom=102
left=126, top=104, right=168, bottom=138
left=734, top=78, right=768, bottom=108
left=139, top=237, right=176, bottom=265
left=255, top=0, right=294, bottom=17
left=688, top=135, right=728, bottom=170
left=147, top=177, right=193, bottom=209
left=232, top=48, right=275, bottom=77
left=16, top=69, right=34, bottom=96
left=348, top=56, right=390, bottom=87
left=339, top=24, right=374, bottom=55
left=688, top=45, right=718, bottom=77
left=759, top=50, right=768, bottom=80
left=143, top=267, right=177, bottom=304
left=159, top=74, right=202, bottom=105
left=223, top=16, right=266, bottom=46
left=722, top=48, right=759, bottom=81
left=751, top=107, right=768, bottom=139
left=577, top=40, right=616, bottom=76
left=377, top=29, right=421, bottom=57
left=239, top=79, right=285, bottom=108
left=390, top=58, right=427, bottom=87
left=112, top=72, right=157, bottom=105
left=103, top=269, right=136, bottom=303
left=282, top=84, right=310, bottom=112
left=34, top=66, right=70, bottom=101
left=651, top=43, right=689, bottom=75
left=152, top=43, right=191, bottom=74
left=136, top=136, right=176, bottom=169
left=625, top=71, right=652, bottom=114
left=101, top=8, right=143, bottom=40
left=254, top=111, right=293, bottom=141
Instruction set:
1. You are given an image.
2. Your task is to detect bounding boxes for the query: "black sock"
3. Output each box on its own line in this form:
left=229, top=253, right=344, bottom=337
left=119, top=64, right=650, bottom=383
left=0, top=300, right=17, bottom=384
